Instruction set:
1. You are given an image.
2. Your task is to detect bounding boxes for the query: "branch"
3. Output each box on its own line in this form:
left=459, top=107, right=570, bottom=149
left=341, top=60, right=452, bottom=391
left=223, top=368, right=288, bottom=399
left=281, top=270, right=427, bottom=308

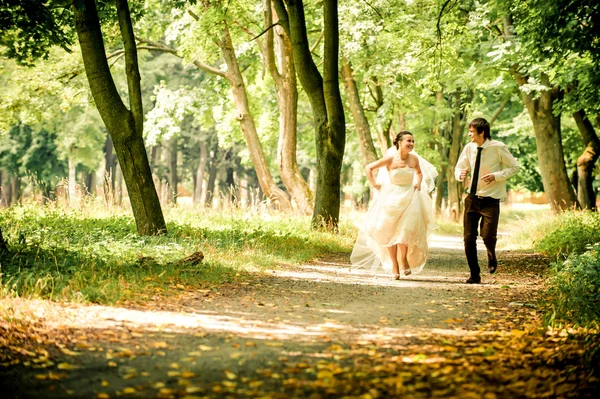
left=489, top=98, right=510, bottom=126
left=251, top=22, right=280, bottom=41
left=116, top=0, right=143, bottom=135
left=310, top=30, right=324, bottom=54
left=135, top=37, right=228, bottom=78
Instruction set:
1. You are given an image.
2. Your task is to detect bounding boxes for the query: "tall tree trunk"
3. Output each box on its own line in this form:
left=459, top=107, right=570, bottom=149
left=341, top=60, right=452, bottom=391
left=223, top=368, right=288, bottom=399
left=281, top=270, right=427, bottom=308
left=168, top=137, right=178, bottom=204
left=446, top=89, right=471, bottom=222
left=184, top=10, right=292, bottom=211
left=377, top=119, right=393, bottom=155
left=115, top=163, right=123, bottom=206
left=341, top=56, right=378, bottom=167
left=194, top=140, right=208, bottom=205
left=4, top=174, right=13, bottom=207
left=275, top=0, right=346, bottom=229
left=72, top=0, right=166, bottom=235
left=504, top=15, right=578, bottom=211
left=0, top=226, right=7, bottom=254
left=0, top=170, right=5, bottom=207
left=261, top=0, right=313, bottom=214
left=103, top=133, right=115, bottom=204
left=573, top=110, right=600, bottom=210
left=11, top=175, right=21, bottom=206
left=513, top=71, right=579, bottom=211
left=205, top=141, right=220, bottom=208
left=218, top=26, right=292, bottom=211
left=68, top=155, right=78, bottom=206
left=398, top=112, right=407, bottom=131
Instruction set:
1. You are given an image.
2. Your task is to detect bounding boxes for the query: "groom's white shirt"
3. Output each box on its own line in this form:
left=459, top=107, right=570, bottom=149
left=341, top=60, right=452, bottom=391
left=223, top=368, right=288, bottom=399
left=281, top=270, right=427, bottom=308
left=455, top=139, right=519, bottom=201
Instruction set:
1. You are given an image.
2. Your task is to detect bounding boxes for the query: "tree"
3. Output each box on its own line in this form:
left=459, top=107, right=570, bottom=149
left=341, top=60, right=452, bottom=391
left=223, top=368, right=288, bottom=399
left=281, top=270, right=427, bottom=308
left=274, top=0, right=346, bottom=229
left=1, top=0, right=167, bottom=235
left=72, top=0, right=166, bottom=234
left=255, top=0, right=314, bottom=214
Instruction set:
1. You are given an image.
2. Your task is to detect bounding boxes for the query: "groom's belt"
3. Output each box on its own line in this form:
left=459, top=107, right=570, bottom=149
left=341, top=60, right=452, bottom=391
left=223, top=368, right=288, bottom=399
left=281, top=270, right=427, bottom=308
left=469, top=193, right=499, bottom=201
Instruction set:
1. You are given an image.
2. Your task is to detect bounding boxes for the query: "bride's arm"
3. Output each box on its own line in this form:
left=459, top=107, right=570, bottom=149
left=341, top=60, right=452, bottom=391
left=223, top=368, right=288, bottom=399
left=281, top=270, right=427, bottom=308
left=413, top=156, right=423, bottom=190
left=365, top=157, right=391, bottom=190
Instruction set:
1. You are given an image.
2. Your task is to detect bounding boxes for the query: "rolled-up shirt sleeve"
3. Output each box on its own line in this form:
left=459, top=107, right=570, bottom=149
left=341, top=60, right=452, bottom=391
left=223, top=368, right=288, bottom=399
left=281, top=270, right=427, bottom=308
left=492, top=145, right=519, bottom=181
left=454, top=146, right=470, bottom=182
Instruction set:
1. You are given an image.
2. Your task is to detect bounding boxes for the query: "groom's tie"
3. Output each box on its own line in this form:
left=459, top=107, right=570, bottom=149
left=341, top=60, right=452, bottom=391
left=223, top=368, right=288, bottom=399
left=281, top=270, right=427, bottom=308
left=470, top=147, right=483, bottom=195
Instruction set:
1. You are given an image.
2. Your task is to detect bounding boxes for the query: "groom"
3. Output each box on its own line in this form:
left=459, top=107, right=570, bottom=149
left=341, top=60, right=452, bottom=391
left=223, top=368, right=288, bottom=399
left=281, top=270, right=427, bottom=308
left=455, top=118, right=519, bottom=284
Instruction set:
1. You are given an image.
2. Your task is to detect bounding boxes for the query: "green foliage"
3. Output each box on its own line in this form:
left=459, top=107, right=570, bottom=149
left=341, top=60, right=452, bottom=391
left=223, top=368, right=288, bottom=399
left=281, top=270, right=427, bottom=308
left=533, top=211, right=600, bottom=258
left=0, top=0, right=74, bottom=64
left=0, top=205, right=354, bottom=304
left=545, top=243, right=600, bottom=328
left=0, top=124, right=67, bottom=192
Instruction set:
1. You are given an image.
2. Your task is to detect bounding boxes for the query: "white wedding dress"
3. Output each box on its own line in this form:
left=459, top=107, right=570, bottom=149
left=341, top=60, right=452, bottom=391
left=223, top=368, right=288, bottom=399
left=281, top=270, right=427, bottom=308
left=351, top=167, right=435, bottom=275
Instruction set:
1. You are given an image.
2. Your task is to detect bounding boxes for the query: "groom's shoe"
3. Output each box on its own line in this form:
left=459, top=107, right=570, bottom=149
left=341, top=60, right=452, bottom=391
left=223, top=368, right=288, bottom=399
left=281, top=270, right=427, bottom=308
left=488, top=260, right=498, bottom=274
left=466, top=276, right=481, bottom=284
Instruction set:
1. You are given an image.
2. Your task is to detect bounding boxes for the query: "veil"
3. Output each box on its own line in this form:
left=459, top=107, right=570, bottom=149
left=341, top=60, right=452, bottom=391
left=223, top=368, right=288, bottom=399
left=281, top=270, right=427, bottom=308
left=376, top=147, right=438, bottom=193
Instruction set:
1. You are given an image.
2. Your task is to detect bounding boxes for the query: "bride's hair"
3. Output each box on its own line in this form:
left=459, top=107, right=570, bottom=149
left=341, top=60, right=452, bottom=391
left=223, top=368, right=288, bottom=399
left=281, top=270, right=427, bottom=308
left=393, top=131, right=413, bottom=149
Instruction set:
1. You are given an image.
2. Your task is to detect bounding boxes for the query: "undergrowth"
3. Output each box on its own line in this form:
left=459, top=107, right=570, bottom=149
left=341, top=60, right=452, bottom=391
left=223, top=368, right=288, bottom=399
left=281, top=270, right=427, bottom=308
left=0, top=204, right=355, bottom=305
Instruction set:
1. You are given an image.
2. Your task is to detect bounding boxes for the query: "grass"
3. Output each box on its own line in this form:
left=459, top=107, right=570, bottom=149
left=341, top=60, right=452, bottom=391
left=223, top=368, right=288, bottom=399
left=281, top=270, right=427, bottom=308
left=0, top=203, right=356, bottom=305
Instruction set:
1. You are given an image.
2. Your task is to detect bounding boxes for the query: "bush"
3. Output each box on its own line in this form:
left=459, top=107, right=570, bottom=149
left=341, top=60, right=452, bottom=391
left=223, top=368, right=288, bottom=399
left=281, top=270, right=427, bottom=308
left=545, top=243, right=600, bottom=328
left=534, top=211, right=600, bottom=258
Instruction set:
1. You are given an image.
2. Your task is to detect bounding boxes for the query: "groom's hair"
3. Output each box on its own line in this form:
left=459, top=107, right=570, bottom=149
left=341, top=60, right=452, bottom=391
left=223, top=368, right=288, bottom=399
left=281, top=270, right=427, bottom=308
left=393, top=131, right=413, bottom=149
left=469, top=118, right=491, bottom=139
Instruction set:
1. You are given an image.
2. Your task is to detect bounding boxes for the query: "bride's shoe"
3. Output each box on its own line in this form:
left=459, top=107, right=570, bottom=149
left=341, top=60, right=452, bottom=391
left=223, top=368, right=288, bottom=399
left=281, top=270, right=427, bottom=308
left=392, top=274, right=400, bottom=280
left=401, top=267, right=412, bottom=276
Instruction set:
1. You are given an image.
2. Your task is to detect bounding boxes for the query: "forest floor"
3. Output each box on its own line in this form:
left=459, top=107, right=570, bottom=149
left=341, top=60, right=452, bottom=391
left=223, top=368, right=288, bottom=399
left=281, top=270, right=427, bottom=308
left=1, top=234, right=599, bottom=398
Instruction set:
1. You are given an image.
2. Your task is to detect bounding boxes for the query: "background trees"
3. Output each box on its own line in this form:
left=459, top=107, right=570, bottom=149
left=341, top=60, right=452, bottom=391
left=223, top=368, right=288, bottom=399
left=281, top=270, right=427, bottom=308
left=1, top=0, right=599, bottom=229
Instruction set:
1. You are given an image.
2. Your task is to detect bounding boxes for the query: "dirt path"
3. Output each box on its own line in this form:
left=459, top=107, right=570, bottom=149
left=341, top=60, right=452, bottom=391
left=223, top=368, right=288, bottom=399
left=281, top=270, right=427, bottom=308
left=1, top=235, right=598, bottom=398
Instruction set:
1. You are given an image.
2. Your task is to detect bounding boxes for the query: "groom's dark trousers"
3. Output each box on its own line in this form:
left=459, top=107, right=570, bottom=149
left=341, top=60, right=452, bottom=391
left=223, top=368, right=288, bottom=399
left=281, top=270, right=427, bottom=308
left=464, top=194, right=500, bottom=278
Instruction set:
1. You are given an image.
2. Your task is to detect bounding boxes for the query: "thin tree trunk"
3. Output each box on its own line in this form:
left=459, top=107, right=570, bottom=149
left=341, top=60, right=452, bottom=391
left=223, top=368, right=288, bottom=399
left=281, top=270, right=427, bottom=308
left=205, top=142, right=220, bottom=208
left=489, top=98, right=510, bottom=126
left=0, top=226, right=7, bottom=254
left=398, top=112, right=407, bottom=131
left=194, top=140, right=208, bottom=205
left=573, top=110, right=600, bottom=210
left=12, top=175, right=21, bottom=206
left=275, top=0, right=346, bottom=229
left=446, top=90, right=469, bottom=222
left=103, top=133, right=115, bottom=204
left=261, top=0, right=313, bottom=214
left=0, top=171, right=5, bottom=207
left=341, top=56, right=378, bottom=167
left=72, top=0, right=166, bottom=235
left=4, top=174, right=13, bottom=207
left=168, top=137, right=178, bottom=204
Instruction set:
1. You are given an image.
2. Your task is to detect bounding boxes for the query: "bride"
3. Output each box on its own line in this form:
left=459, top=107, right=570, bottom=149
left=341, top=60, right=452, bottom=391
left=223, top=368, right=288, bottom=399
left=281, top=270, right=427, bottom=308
left=351, top=131, right=436, bottom=279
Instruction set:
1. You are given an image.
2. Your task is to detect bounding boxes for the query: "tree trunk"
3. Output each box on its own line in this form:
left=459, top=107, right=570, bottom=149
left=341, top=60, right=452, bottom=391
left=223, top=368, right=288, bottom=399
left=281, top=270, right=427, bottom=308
left=504, top=16, right=578, bottom=211
left=103, top=133, right=115, bottom=204
left=260, top=1, right=313, bottom=214
left=513, top=71, right=579, bottom=211
left=194, top=140, right=208, bottom=205
left=446, top=90, right=470, bottom=222
left=4, top=174, right=13, bottom=207
left=398, top=112, right=407, bottom=131
left=168, top=137, right=178, bottom=204
left=0, top=226, right=7, bottom=254
left=275, top=0, right=346, bottom=229
left=211, top=25, right=292, bottom=211
left=11, top=175, right=21, bottom=206
left=72, top=0, right=166, bottom=235
left=573, top=110, right=600, bottom=210
left=115, top=163, right=123, bottom=206
left=341, top=56, right=378, bottom=167
left=205, top=141, right=220, bottom=208
left=68, top=154, right=78, bottom=206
